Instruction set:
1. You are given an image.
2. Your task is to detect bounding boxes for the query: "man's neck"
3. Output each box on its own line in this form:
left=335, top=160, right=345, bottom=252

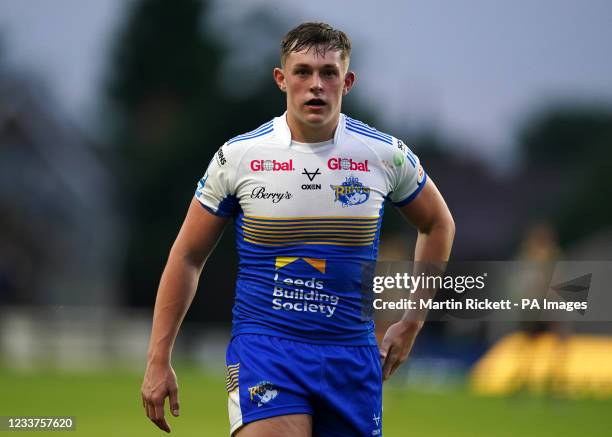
left=286, top=111, right=340, bottom=143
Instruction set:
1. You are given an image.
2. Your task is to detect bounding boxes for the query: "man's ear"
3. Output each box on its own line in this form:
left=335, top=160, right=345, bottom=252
left=343, top=71, right=356, bottom=96
left=273, top=67, right=287, bottom=92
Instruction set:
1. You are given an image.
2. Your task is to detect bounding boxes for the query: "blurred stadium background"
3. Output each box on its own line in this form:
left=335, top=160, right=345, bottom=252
left=1, top=0, right=612, bottom=435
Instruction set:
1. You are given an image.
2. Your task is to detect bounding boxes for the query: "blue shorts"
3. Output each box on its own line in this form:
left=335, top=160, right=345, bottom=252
left=226, top=334, right=383, bottom=436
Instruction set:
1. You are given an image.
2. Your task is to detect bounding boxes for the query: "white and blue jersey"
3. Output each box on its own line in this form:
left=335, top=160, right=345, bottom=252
left=195, top=113, right=426, bottom=346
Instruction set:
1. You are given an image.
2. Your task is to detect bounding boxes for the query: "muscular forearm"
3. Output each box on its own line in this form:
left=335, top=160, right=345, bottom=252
left=142, top=199, right=227, bottom=432
left=378, top=221, right=455, bottom=379
left=146, top=253, right=202, bottom=365
left=414, top=220, right=455, bottom=262
left=401, top=220, right=455, bottom=328
left=145, top=198, right=227, bottom=367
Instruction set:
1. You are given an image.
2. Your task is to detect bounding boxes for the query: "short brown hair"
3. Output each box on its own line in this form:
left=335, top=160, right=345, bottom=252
left=280, top=22, right=352, bottom=67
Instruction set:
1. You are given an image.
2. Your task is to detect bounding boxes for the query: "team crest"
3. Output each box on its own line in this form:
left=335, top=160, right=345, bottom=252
left=330, top=176, right=371, bottom=207
left=248, top=381, right=279, bottom=407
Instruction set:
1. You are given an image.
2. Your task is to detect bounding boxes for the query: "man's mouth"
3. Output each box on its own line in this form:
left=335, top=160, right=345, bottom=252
left=305, top=98, right=326, bottom=108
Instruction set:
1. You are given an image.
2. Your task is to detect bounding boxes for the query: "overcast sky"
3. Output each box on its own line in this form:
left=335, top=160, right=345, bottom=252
left=1, top=0, right=611, bottom=166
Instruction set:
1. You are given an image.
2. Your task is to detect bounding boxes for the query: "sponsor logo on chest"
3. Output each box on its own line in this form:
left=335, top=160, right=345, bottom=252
left=250, top=186, right=292, bottom=203
left=301, top=168, right=322, bottom=190
left=327, top=157, right=369, bottom=172
left=250, top=159, right=294, bottom=171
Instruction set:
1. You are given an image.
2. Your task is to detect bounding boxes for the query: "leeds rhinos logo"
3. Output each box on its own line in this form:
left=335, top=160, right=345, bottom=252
left=330, top=176, right=370, bottom=207
left=248, top=381, right=279, bottom=407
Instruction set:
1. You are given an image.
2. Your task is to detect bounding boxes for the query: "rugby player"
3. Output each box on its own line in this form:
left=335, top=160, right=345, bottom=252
left=142, top=21, right=455, bottom=436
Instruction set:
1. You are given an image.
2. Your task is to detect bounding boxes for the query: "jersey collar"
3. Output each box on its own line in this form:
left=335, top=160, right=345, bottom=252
left=275, top=111, right=346, bottom=147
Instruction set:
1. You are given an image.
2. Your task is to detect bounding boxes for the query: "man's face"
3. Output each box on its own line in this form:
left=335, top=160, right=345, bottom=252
left=274, top=47, right=355, bottom=129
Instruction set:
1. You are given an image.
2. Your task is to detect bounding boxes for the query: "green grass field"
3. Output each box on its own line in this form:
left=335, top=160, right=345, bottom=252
left=1, top=366, right=611, bottom=436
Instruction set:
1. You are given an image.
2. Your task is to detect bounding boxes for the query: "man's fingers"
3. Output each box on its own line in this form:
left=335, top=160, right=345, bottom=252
left=144, top=399, right=171, bottom=433
left=169, top=388, right=180, bottom=417
left=382, top=345, right=398, bottom=380
left=142, top=367, right=179, bottom=433
left=389, top=358, right=403, bottom=379
left=379, top=335, right=391, bottom=354
left=145, top=402, right=155, bottom=421
left=154, top=417, right=171, bottom=433
left=379, top=350, right=387, bottom=367
left=379, top=336, right=392, bottom=366
left=382, top=358, right=395, bottom=380
left=153, top=401, right=171, bottom=433
left=153, top=399, right=166, bottom=421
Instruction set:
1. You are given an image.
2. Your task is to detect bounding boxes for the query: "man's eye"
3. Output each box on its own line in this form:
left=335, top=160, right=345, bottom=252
left=323, top=70, right=338, bottom=77
left=295, top=69, right=309, bottom=76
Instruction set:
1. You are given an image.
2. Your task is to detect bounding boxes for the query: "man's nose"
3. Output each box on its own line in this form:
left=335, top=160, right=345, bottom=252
left=310, top=72, right=323, bottom=92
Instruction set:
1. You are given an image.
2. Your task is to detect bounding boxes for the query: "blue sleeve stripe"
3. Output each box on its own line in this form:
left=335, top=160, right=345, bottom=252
left=231, top=120, right=272, bottom=139
left=393, top=173, right=427, bottom=207
left=228, top=120, right=273, bottom=144
left=406, top=153, right=416, bottom=167
left=346, top=117, right=391, bottom=136
left=407, top=148, right=417, bottom=162
left=346, top=121, right=393, bottom=141
left=346, top=122, right=390, bottom=140
left=228, top=123, right=273, bottom=144
left=228, top=126, right=273, bottom=144
left=346, top=125, right=393, bottom=145
left=345, top=117, right=393, bottom=141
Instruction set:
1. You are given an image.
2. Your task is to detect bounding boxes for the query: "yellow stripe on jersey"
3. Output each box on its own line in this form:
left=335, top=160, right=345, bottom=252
left=244, top=238, right=375, bottom=247
left=242, top=225, right=378, bottom=234
left=243, top=215, right=379, bottom=220
left=241, top=216, right=380, bottom=247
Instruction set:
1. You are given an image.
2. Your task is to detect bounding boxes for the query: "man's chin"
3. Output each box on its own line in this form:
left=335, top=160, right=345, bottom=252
left=301, top=111, right=330, bottom=126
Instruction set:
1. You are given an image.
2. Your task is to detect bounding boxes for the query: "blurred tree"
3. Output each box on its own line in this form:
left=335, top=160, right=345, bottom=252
left=106, top=0, right=227, bottom=311
left=104, top=0, right=373, bottom=317
left=519, top=106, right=612, bottom=245
left=520, top=107, right=612, bottom=170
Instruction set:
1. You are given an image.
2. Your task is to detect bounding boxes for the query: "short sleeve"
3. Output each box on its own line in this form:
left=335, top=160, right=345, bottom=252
left=195, top=143, right=239, bottom=217
left=388, top=139, right=427, bottom=206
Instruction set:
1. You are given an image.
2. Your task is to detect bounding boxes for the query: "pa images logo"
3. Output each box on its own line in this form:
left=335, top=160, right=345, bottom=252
left=248, top=381, right=279, bottom=407
left=330, top=176, right=370, bottom=207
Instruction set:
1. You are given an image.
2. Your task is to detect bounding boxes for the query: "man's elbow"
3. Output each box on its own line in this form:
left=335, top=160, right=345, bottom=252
left=167, top=242, right=207, bottom=272
left=443, top=212, right=456, bottom=241
left=422, top=210, right=455, bottom=240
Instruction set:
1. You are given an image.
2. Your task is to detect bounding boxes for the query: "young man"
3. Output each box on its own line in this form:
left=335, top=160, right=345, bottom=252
left=142, top=22, right=454, bottom=436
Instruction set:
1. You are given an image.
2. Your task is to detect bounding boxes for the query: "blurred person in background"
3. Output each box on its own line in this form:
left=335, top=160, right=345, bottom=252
left=141, top=21, right=454, bottom=436
left=514, top=222, right=569, bottom=395
left=516, top=222, right=563, bottom=335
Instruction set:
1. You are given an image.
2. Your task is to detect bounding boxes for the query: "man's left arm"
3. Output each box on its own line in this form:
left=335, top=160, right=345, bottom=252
left=379, top=177, right=455, bottom=381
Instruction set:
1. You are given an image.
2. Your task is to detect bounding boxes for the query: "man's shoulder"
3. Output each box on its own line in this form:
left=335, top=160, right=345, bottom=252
left=224, top=118, right=279, bottom=149
left=342, top=115, right=403, bottom=155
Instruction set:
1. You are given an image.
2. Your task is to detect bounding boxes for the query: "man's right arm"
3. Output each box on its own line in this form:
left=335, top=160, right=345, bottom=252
left=142, top=197, right=229, bottom=433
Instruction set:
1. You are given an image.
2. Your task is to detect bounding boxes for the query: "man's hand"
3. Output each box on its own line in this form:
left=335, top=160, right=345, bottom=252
left=141, top=363, right=180, bottom=433
left=379, top=320, right=423, bottom=381
left=140, top=199, right=228, bottom=432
